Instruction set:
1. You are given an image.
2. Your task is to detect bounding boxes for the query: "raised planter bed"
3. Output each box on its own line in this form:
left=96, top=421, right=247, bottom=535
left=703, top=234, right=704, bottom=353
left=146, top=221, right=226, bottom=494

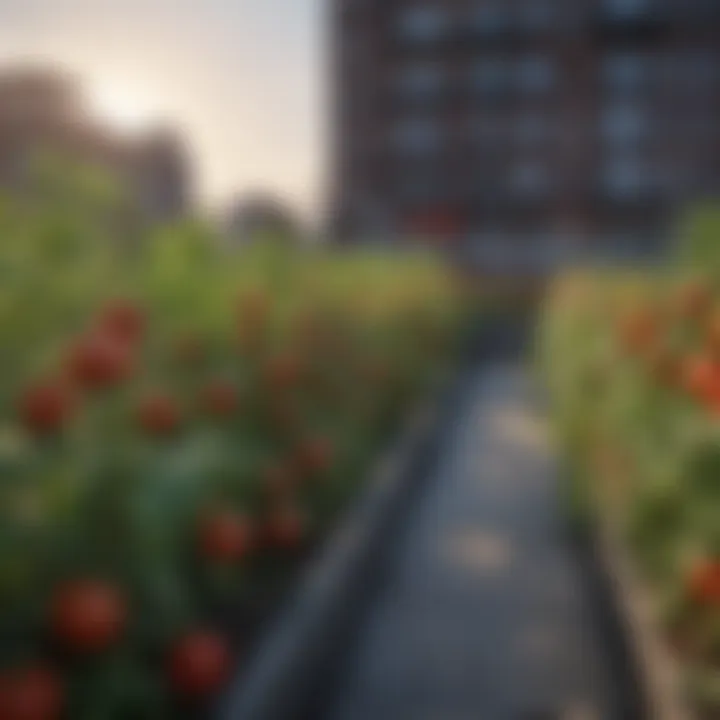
left=597, top=523, right=693, bottom=720
left=217, top=355, right=476, bottom=720
left=0, top=216, right=477, bottom=720
left=541, top=272, right=720, bottom=720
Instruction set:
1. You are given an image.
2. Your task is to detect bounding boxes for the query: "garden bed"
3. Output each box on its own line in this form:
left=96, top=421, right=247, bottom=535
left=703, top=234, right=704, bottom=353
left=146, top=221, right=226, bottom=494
left=540, top=269, right=720, bottom=720
left=218, top=373, right=454, bottom=720
left=0, top=167, right=474, bottom=720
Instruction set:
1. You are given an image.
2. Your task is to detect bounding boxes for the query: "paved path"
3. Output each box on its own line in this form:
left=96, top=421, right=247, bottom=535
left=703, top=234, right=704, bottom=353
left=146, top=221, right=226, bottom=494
left=325, top=365, right=616, bottom=720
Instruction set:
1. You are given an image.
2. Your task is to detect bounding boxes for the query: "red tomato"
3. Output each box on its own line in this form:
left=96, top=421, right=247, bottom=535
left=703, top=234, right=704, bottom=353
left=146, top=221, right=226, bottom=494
left=688, top=559, right=720, bottom=607
left=168, top=631, right=232, bottom=697
left=294, top=436, right=334, bottom=477
left=676, top=279, right=711, bottom=319
left=67, top=335, right=133, bottom=389
left=682, top=355, right=719, bottom=399
left=138, top=394, right=182, bottom=437
left=18, top=383, right=74, bottom=436
left=49, top=580, right=127, bottom=654
left=200, top=380, right=238, bottom=419
left=265, top=504, right=305, bottom=550
left=0, top=665, right=63, bottom=720
left=98, top=301, right=145, bottom=344
left=264, top=355, right=302, bottom=389
left=198, top=511, right=252, bottom=563
left=681, top=354, right=720, bottom=414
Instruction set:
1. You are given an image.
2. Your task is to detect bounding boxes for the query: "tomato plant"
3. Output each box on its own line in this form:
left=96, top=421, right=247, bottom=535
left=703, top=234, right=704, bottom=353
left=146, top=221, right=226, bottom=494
left=0, top=160, right=469, bottom=717
left=539, top=264, right=720, bottom=717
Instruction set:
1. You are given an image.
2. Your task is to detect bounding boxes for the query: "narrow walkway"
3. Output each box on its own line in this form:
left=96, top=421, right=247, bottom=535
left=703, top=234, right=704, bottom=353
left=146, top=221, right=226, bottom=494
left=326, top=364, right=616, bottom=720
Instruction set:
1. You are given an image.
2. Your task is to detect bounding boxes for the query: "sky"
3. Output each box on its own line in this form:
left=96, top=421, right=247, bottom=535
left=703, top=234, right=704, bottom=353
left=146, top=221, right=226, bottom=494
left=0, top=0, right=325, bottom=217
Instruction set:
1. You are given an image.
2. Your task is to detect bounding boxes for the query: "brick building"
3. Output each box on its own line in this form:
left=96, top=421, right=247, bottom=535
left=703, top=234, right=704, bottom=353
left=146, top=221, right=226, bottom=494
left=331, top=0, right=720, bottom=269
left=0, top=67, right=189, bottom=224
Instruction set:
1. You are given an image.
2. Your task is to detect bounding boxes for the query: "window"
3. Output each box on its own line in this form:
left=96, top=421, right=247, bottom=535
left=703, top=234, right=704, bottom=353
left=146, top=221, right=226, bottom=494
left=517, top=57, right=556, bottom=93
left=397, top=6, right=450, bottom=42
left=601, top=104, right=647, bottom=145
left=396, top=173, right=439, bottom=202
left=469, top=233, right=511, bottom=269
left=472, top=116, right=504, bottom=147
left=603, top=157, right=648, bottom=198
left=510, top=162, right=552, bottom=196
left=470, top=59, right=510, bottom=95
left=471, top=3, right=509, bottom=34
left=392, top=118, right=443, bottom=154
left=680, top=52, right=720, bottom=90
left=517, top=1, right=557, bottom=31
left=603, top=53, right=649, bottom=92
left=602, top=0, right=653, bottom=18
left=514, top=116, right=551, bottom=146
left=396, top=63, right=445, bottom=96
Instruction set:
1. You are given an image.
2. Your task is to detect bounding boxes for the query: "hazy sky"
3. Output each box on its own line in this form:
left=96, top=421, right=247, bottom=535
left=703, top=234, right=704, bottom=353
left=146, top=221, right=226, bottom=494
left=0, top=0, right=325, bottom=216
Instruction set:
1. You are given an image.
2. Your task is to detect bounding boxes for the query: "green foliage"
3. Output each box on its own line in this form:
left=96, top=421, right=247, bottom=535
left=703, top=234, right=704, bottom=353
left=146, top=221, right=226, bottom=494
left=0, top=159, right=470, bottom=716
left=538, top=265, right=720, bottom=715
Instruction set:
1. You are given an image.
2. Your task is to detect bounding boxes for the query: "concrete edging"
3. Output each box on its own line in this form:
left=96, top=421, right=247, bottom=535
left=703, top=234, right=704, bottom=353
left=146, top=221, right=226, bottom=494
left=595, top=524, right=693, bottom=720
left=572, top=515, right=695, bottom=720
left=218, top=372, right=462, bottom=720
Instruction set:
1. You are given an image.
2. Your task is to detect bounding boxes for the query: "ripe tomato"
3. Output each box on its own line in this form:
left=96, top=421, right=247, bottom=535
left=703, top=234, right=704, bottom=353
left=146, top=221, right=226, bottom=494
left=138, top=394, right=182, bottom=437
left=67, top=335, right=133, bottom=389
left=681, top=354, right=720, bottom=414
left=98, top=301, right=145, bottom=345
left=264, top=504, right=305, bottom=550
left=198, top=510, right=252, bottom=563
left=675, top=279, right=711, bottom=320
left=168, top=631, right=232, bottom=698
left=200, top=380, right=238, bottom=419
left=294, top=436, right=334, bottom=477
left=264, top=355, right=302, bottom=390
left=49, top=579, right=127, bottom=654
left=0, top=665, right=63, bottom=720
left=682, top=355, right=718, bottom=399
left=18, top=383, right=74, bottom=436
left=688, top=559, right=720, bottom=607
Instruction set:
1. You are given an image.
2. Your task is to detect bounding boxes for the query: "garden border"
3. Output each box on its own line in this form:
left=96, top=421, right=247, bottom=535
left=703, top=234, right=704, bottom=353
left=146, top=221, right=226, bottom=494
left=571, top=516, right=694, bottom=720
left=217, top=360, right=472, bottom=720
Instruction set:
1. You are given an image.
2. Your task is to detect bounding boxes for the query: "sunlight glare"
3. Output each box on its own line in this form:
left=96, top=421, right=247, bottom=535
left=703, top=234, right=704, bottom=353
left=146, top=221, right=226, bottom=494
left=90, top=84, right=153, bottom=132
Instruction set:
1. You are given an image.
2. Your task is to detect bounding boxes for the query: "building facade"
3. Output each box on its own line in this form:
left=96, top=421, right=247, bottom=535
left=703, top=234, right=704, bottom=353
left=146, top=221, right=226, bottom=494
left=0, top=67, right=189, bottom=224
left=332, top=0, right=720, bottom=269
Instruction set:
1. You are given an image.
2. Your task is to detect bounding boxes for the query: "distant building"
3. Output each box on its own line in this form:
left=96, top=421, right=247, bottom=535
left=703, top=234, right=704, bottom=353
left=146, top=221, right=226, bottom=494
left=225, top=193, right=301, bottom=245
left=332, top=0, right=720, bottom=269
left=0, top=66, right=190, bottom=223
